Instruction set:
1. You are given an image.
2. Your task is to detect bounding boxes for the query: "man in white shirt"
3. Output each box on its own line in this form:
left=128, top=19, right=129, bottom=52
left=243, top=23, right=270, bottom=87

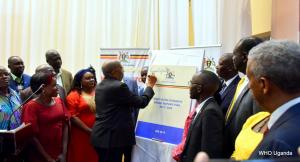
left=248, top=40, right=300, bottom=159
left=137, top=67, right=148, bottom=96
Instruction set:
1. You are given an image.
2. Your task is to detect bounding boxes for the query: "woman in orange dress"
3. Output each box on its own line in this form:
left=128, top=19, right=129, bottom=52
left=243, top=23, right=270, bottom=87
left=67, top=67, right=98, bottom=162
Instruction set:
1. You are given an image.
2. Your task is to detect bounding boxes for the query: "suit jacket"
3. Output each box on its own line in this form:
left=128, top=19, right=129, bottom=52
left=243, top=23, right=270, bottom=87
left=123, top=77, right=140, bottom=124
left=224, top=86, right=261, bottom=158
left=9, top=73, right=31, bottom=93
left=250, top=103, right=300, bottom=159
left=220, top=76, right=240, bottom=115
left=180, top=98, right=224, bottom=162
left=91, top=78, right=154, bottom=148
left=123, top=76, right=138, bottom=95
left=61, top=68, right=73, bottom=94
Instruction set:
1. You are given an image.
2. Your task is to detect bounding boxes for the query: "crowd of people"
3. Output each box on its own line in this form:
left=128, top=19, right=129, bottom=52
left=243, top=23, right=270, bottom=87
left=0, top=37, right=300, bottom=162
left=172, top=38, right=300, bottom=162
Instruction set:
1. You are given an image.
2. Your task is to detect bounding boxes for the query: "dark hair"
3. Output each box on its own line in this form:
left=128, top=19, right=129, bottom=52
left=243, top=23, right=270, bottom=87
left=235, top=36, right=264, bottom=55
left=70, top=66, right=97, bottom=92
left=199, top=70, right=221, bottom=99
left=45, top=49, right=60, bottom=61
left=7, top=56, right=21, bottom=65
left=30, top=72, right=54, bottom=94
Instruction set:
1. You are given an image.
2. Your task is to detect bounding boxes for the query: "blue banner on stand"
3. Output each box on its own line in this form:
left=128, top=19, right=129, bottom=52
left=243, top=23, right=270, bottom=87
left=136, top=121, right=183, bottom=145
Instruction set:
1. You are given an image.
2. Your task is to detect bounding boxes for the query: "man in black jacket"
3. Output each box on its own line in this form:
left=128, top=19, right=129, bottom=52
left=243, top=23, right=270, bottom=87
left=180, top=70, right=224, bottom=162
left=224, top=36, right=263, bottom=157
left=91, top=61, right=157, bottom=162
left=216, top=53, right=240, bottom=116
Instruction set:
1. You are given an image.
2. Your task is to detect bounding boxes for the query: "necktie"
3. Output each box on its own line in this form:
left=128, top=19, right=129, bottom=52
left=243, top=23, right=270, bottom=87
left=191, top=110, right=197, bottom=120
left=219, top=82, right=227, bottom=95
left=225, top=77, right=245, bottom=121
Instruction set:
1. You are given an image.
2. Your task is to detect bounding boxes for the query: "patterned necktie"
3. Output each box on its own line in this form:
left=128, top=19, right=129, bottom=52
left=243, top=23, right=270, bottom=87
left=225, top=77, right=246, bottom=121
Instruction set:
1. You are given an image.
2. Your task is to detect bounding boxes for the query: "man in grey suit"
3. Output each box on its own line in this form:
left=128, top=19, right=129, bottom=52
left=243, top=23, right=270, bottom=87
left=224, top=36, right=263, bottom=158
left=91, top=61, right=157, bottom=162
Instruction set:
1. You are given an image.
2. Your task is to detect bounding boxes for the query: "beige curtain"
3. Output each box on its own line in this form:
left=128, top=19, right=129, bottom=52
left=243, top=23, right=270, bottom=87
left=221, top=0, right=252, bottom=53
left=0, top=0, right=193, bottom=75
left=0, top=0, right=247, bottom=75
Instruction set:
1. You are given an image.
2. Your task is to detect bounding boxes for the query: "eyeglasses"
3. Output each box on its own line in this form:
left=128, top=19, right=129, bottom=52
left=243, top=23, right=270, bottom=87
left=188, top=81, right=202, bottom=86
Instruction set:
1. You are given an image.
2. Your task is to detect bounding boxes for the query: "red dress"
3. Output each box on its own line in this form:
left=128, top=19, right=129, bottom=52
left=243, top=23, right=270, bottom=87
left=67, top=90, right=98, bottom=162
left=22, top=98, right=70, bottom=162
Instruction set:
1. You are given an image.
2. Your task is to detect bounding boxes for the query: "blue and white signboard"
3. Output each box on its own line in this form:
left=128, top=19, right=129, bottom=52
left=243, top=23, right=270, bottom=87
left=136, top=65, right=197, bottom=144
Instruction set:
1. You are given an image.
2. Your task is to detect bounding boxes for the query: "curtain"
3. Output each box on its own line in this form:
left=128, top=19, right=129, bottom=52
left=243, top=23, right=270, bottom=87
left=0, top=0, right=192, bottom=74
left=0, top=0, right=249, bottom=74
left=191, top=0, right=221, bottom=46
left=221, top=0, right=252, bottom=53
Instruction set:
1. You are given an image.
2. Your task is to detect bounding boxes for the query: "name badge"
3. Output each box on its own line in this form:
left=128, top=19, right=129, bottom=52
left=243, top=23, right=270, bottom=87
left=17, top=85, right=24, bottom=91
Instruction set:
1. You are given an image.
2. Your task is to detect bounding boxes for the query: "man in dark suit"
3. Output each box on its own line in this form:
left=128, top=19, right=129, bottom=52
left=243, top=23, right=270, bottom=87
left=248, top=41, right=300, bottom=159
left=8, top=56, right=31, bottom=93
left=224, top=36, right=263, bottom=158
left=91, top=61, right=157, bottom=162
left=180, top=70, right=224, bottom=162
left=138, top=67, right=148, bottom=96
left=123, top=76, right=139, bottom=125
left=216, top=53, right=240, bottom=115
left=46, top=49, right=73, bottom=93
left=124, top=66, right=149, bottom=125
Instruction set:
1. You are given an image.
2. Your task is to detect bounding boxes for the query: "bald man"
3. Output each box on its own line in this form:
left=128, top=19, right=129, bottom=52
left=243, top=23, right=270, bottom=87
left=180, top=71, right=224, bottom=161
left=20, top=64, right=66, bottom=103
left=8, top=56, right=31, bottom=93
left=46, top=49, right=73, bottom=93
left=91, top=61, right=157, bottom=162
left=224, top=37, right=263, bottom=157
left=216, top=53, right=240, bottom=115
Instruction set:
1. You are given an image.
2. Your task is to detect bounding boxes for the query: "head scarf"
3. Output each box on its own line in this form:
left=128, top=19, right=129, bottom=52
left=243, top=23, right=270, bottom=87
left=74, top=66, right=96, bottom=84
